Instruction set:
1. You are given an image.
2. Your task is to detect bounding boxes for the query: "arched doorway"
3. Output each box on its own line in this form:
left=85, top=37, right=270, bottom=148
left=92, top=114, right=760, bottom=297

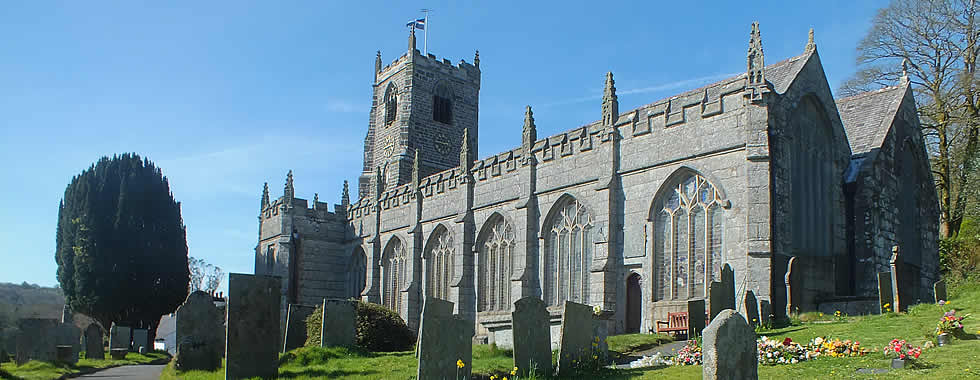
left=626, top=273, right=642, bottom=333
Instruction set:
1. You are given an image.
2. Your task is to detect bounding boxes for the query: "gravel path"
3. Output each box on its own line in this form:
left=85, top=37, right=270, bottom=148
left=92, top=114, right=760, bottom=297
left=77, top=364, right=166, bottom=380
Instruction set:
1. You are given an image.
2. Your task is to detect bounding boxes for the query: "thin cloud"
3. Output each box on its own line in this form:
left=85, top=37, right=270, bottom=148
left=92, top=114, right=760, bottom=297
left=326, top=99, right=365, bottom=113
left=539, top=72, right=739, bottom=108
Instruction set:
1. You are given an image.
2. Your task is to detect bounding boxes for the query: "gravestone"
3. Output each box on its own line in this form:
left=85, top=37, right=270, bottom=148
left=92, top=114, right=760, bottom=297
left=934, top=280, right=947, bottom=303
left=225, top=273, right=281, bottom=380
left=320, top=299, right=357, bottom=348
left=877, top=272, right=894, bottom=313
left=176, top=291, right=223, bottom=371
left=131, top=328, right=148, bottom=353
left=556, top=301, right=594, bottom=376
left=109, top=323, right=131, bottom=351
left=687, top=299, right=706, bottom=338
left=282, top=304, right=316, bottom=352
left=61, top=305, right=73, bottom=324
left=55, top=322, right=81, bottom=364
left=0, top=329, right=6, bottom=362
left=759, top=300, right=772, bottom=327
left=785, top=257, right=799, bottom=315
left=15, top=318, right=58, bottom=365
left=511, top=297, right=552, bottom=376
left=416, top=297, right=474, bottom=380
left=889, top=246, right=906, bottom=312
left=702, top=309, right=757, bottom=380
left=744, top=290, right=759, bottom=327
left=709, top=264, right=736, bottom=321
left=84, top=324, right=104, bottom=359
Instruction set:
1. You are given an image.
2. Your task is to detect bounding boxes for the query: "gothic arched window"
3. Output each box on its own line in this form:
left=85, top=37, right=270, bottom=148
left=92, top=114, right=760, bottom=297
left=542, top=197, right=593, bottom=306
left=382, top=238, right=407, bottom=313
left=477, top=215, right=515, bottom=312
left=347, top=247, right=367, bottom=299
left=384, top=83, right=397, bottom=126
left=425, top=227, right=455, bottom=301
left=652, top=172, right=724, bottom=301
left=433, top=81, right=453, bottom=124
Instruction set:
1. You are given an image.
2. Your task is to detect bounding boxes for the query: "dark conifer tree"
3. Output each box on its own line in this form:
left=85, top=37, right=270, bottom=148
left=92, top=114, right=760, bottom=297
left=56, top=153, right=189, bottom=339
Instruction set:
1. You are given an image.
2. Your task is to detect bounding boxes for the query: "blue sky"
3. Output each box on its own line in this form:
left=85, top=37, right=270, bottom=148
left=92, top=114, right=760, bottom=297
left=0, top=1, right=887, bottom=293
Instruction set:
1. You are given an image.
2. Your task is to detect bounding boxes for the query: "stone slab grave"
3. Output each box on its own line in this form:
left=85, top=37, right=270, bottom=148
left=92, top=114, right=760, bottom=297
left=109, top=323, right=131, bottom=351
left=759, top=300, right=772, bottom=327
left=702, top=309, right=757, bottom=380
left=557, top=301, right=594, bottom=376
left=282, top=303, right=316, bottom=352
left=225, top=273, right=281, bottom=380
left=934, top=280, right=947, bottom=303
left=687, top=299, right=706, bottom=338
left=320, top=299, right=357, bottom=348
left=55, top=322, right=81, bottom=364
left=84, top=324, right=105, bottom=359
left=176, top=290, right=223, bottom=371
left=15, top=318, right=59, bottom=365
left=132, top=328, right=148, bottom=353
left=416, top=297, right=474, bottom=380
left=877, top=272, right=894, bottom=313
left=511, top=296, right=552, bottom=376
left=709, top=264, right=736, bottom=321
left=744, top=290, right=759, bottom=327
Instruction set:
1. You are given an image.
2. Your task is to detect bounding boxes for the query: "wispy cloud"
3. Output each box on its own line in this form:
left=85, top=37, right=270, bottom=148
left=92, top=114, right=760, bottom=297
left=539, top=72, right=739, bottom=108
left=326, top=99, right=365, bottom=113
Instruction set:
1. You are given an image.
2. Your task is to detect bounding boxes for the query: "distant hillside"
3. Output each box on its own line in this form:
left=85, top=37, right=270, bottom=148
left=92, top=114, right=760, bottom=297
left=0, top=282, right=65, bottom=328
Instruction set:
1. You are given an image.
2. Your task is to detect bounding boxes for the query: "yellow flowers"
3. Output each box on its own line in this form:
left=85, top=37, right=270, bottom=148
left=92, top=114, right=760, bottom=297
left=511, top=367, right=518, bottom=376
left=456, top=359, right=464, bottom=369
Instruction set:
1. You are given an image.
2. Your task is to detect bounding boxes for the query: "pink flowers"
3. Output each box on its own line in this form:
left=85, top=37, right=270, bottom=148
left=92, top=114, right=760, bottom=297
left=937, top=309, right=969, bottom=335
left=884, top=339, right=921, bottom=360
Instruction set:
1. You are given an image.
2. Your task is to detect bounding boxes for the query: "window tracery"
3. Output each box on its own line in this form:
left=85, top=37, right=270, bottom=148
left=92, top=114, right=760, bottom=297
left=478, top=216, right=514, bottom=312
left=543, top=198, right=593, bottom=306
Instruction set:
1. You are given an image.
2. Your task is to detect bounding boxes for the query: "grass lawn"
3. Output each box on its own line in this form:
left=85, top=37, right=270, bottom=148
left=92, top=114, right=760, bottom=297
left=0, top=351, right=169, bottom=380
left=160, top=282, right=980, bottom=379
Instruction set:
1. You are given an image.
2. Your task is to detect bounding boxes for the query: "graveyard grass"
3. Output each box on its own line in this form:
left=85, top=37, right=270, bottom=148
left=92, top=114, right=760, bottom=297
left=0, top=351, right=168, bottom=380
left=159, top=282, right=980, bottom=379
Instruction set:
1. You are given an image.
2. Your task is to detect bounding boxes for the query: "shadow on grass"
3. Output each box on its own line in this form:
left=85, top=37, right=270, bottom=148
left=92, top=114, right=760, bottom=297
left=279, top=368, right=380, bottom=378
left=756, top=326, right=805, bottom=338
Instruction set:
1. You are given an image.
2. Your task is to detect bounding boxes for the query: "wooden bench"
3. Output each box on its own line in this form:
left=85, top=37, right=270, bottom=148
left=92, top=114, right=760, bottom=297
left=655, top=312, right=689, bottom=335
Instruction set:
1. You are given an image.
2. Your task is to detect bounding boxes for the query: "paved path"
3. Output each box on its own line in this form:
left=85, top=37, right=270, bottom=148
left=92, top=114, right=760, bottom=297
left=78, top=364, right=166, bottom=379
left=613, top=340, right=689, bottom=369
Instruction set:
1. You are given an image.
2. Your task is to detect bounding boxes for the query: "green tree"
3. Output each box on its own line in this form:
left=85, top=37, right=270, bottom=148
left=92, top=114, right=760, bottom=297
left=55, top=153, right=189, bottom=339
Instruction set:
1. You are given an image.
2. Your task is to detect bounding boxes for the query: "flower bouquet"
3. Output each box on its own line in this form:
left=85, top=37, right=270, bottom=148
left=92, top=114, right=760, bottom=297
left=807, top=337, right=869, bottom=358
left=883, top=339, right=921, bottom=369
left=674, top=339, right=702, bottom=365
left=936, top=309, right=968, bottom=344
left=756, top=336, right=811, bottom=365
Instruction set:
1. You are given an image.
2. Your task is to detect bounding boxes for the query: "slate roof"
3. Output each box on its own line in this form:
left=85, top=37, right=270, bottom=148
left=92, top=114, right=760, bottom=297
left=835, top=84, right=908, bottom=156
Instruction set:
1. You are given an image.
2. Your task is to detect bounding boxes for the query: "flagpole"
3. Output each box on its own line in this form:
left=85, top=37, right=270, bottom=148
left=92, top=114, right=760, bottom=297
left=420, top=8, right=431, bottom=55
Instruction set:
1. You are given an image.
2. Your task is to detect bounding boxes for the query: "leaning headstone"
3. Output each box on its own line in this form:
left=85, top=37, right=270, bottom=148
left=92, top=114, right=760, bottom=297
left=225, top=273, right=281, bottom=380
left=131, top=328, right=148, bottom=353
left=702, top=309, right=758, bottom=380
left=759, top=300, right=772, bottom=327
left=15, top=318, right=58, bottom=365
left=687, top=299, right=706, bottom=337
left=556, top=301, right=594, bottom=376
left=878, top=272, right=894, bottom=313
left=709, top=281, right=733, bottom=321
left=934, top=280, right=947, bottom=303
left=744, top=290, right=760, bottom=327
left=320, top=299, right=357, bottom=348
left=55, top=322, right=81, bottom=364
left=785, top=257, right=799, bottom=315
left=512, top=297, right=552, bottom=376
left=109, top=323, right=131, bottom=351
left=176, top=291, right=223, bottom=371
left=416, top=297, right=474, bottom=380
left=84, top=324, right=104, bottom=359
left=282, top=303, right=316, bottom=352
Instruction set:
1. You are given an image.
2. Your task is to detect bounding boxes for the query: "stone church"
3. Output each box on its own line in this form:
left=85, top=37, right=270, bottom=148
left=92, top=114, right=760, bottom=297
left=254, top=23, right=939, bottom=343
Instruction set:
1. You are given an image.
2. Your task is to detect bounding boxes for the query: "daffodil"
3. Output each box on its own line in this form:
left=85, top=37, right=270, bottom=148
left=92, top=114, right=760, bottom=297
left=457, top=359, right=465, bottom=368
left=511, top=367, right=517, bottom=376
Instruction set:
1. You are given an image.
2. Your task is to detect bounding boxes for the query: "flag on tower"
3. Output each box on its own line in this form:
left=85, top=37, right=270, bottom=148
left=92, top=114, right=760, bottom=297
left=406, top=18, right=425, bottom=30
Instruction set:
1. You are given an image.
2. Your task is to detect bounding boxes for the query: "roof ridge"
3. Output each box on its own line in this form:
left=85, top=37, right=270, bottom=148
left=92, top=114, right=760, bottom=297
left=836, top=84, right=905, bottom=103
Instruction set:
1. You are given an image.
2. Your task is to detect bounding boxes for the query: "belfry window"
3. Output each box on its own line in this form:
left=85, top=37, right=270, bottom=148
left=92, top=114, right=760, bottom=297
left=477, top=215, right=514, bottom=312
left=653, top=173, right=724, bottom=301
left=265, top=245, right=275, bottom=272
left=433, top=82, right=453, bottom=124
left=384, top=83, right=397, bottom=126
left=542, top=198, right=593, bottom=306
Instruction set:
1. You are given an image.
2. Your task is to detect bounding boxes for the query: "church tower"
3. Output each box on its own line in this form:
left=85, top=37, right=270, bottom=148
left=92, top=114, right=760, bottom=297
left=358, top=29, right=482, bottom=199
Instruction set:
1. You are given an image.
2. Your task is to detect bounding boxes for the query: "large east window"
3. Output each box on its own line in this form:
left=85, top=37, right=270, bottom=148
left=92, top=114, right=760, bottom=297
left=653, top=173, right=724, bottom=301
